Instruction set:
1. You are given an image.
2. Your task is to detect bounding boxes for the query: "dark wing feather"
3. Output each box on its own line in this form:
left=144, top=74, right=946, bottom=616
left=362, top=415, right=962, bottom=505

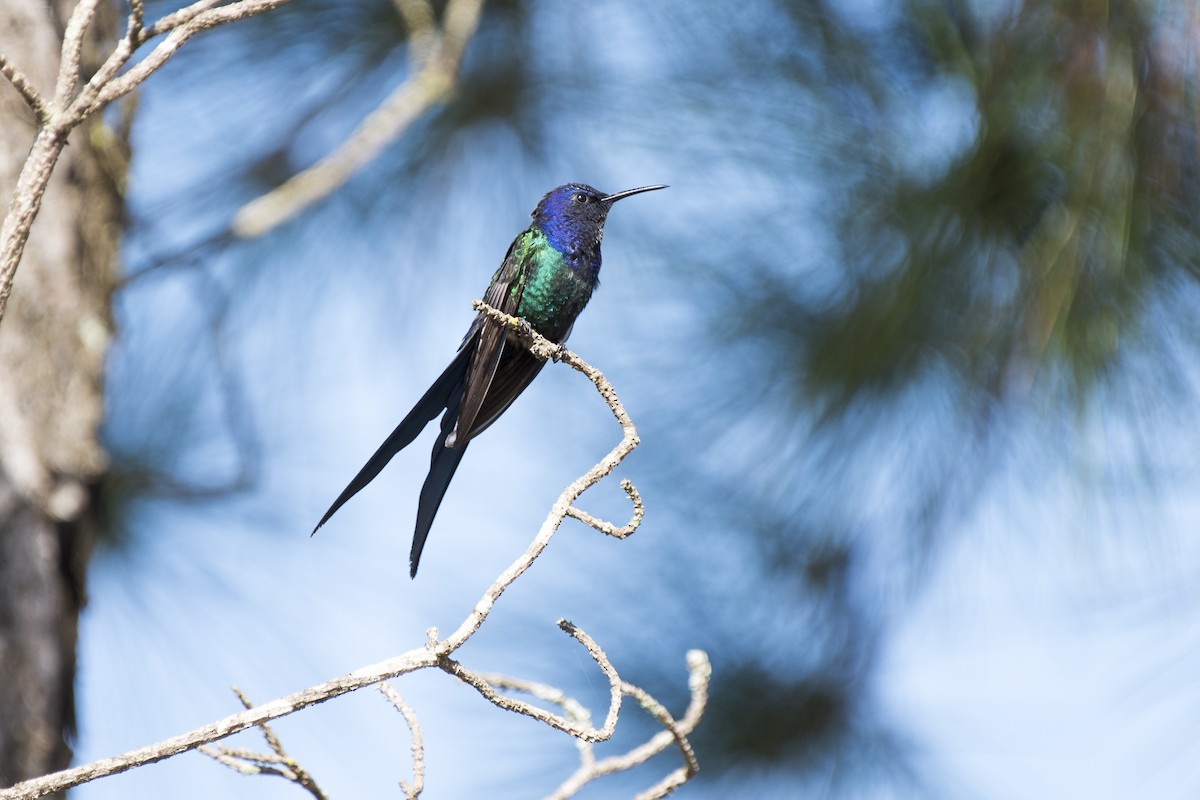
left=465, top=319, right=576, bottom=438
left=463, top=347, right=547, bottom=439
left=449, top=232, right=531, bottom=447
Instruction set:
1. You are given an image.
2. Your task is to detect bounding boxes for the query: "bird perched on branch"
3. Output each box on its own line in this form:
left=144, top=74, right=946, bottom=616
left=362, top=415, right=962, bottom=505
left=313, top=182, right=666, bottom=576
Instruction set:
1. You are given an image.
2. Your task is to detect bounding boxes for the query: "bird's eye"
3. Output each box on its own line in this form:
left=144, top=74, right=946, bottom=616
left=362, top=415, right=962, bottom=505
left=572, top=192, right=588, bottom=204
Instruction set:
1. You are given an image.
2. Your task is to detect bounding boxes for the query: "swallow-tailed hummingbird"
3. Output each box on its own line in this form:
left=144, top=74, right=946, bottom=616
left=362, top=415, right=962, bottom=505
left=313, top=183, right=666, bottom=577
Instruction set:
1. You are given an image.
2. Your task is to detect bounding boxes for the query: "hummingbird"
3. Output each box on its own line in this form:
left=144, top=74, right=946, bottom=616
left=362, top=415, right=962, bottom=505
left=313, top=182, right=666, bottom=577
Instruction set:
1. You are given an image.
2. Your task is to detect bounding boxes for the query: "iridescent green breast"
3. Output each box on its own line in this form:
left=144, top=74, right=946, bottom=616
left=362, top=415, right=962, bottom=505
left=510, top=229, right=598, bottom=342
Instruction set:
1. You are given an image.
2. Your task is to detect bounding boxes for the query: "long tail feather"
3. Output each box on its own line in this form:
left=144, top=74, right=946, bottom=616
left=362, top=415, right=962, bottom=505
left=409, top=443, right=467, bottom=577
left=409, top=378, right=469, bottom=576
left=313, top=345, right=472, bottom=533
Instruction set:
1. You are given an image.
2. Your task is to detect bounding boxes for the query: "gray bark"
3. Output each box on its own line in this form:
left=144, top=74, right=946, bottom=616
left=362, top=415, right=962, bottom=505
left=0, top=0, right=126, bottom=788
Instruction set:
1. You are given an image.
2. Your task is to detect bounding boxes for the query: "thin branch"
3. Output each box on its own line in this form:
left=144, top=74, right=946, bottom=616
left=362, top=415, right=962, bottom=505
left=198, top=744, right=287, bottom=774
left=439, top=0, right=485, bottom=65
left=129, top=0, right=146, bottom=35
left=439, top=620, right=622, bottom=743
left=478, top=675, right=594, bottom=728
left=622, top=681, right=699, bottom=778
left=69, top=0, right=155, bottom=112
left=55, top=0, right=104, bottom=102
left=0, top=0, right=299, bottom=328
left=0, top=54, right=50, bottom=123
left=0, top=646, right=439, bottom=800
left=201, top=744, right=290, bottom=764
left=0, top=127, right=69, bottom=326
left=231, top=0, right=486, bottom=237
left=548, top=650, right=712, bottom=800
left=199, top=687, right=328, bottom=799
left=141, top=0, right=227, bottom=40
left=565, top=478, right=645, bottom=538
left=378, top=683, right=425, bottom=799
left=392, top=0, right=438, bottom=66
left=84, top=0, right=295, bottom=117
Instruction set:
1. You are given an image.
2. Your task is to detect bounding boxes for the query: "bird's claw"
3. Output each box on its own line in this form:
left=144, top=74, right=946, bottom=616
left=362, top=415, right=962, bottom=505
left=516, top=318, right=535, bottom=341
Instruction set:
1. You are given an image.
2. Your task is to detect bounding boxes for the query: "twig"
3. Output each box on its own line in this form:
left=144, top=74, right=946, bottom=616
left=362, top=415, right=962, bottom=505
left=197, top=687, right=328, bottom=799
left=0, top=53, right=49, bottom=123
left=392, top=0, right=438, bottom=65
left=566, top=478, right=645, bottom=538
left=0, top=645, right=439, bottom=800
left=439, top=620, right=622, bottom=742
left=142, top=1, right=226, bottom=41
left=626, top=683, right=700, bottom=773
left=231, top=0, right=486, bottom=237
left=478, top=675, right=594, bottom=727
left=0, top=127, right=70, bottom=326
left=548, top=650, right=712, bottom=800
left=86, top=0, right=296, bottom=116
left=0, top=0, right=300, bottom=327
left=378, top=683, right=425, bottom=798
left=55, top=0, right=104, bottom=103
left=479, top=674, right=597, bottom=772
left=129, top=0, right=146, bottom=35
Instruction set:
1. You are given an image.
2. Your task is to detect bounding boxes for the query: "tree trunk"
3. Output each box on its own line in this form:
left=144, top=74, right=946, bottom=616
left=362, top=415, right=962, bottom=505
left=0, top=0, right=127, bottom=789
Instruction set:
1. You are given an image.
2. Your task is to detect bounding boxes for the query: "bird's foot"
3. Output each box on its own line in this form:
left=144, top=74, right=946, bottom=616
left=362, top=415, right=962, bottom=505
left=515, top=318, right=535, bottom=344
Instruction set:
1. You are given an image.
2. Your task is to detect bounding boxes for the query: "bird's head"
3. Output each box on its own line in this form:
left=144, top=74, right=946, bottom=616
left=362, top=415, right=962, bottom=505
left=531, top=183, right=666, bottom=262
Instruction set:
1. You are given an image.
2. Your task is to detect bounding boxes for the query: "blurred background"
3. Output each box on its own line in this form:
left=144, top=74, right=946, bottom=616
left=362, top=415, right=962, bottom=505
left=65, top=0, right=1200, bottom=797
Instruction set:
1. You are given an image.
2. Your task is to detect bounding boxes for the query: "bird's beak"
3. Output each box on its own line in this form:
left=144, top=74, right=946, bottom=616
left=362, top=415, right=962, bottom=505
left=601, top=184, right=668, bottom=204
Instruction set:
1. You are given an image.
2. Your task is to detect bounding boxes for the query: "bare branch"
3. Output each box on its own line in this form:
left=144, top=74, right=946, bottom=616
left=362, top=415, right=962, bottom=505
left=548, top=651, right=712, bottom=800
left=0, top=128, right=69, bottom=326
left=439, top=0, right=485, bottom=66
left=231, top=0, right=486, bottom=237
left=478, top=675, right=594, bottom=728
left=141, top=0, right=226, bottom=40
left=439, top=620, right=622, bottom=742
left=55, top=0, right=103, bottom=102
left=0, top=54, right=49, bottom=123
left=85, top=0, right=295, bottom=117
left=378, top=683, right=425, bottom=798
left=566, top=478, right=645, bottom=538
left=392, top=0, right=438, bottom=65
left=480, top=674, right=598, bottom=773
left=622, top=680, right=700, bottom=785
left=129, top=0, right=146, bottom=35
left=0, top=0, right=298, bottom=328
left=0, top=647, right=439, bottom=799
left=198, top=687, right=329, bottom=799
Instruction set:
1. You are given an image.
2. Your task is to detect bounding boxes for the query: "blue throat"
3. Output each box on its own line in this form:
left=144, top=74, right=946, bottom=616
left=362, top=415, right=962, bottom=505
left=536, top=215, right=601, bottom=277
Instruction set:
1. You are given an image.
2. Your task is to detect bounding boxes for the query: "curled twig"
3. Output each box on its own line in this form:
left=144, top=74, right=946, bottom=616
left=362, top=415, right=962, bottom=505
left=566, top=478, right=645, bottom=538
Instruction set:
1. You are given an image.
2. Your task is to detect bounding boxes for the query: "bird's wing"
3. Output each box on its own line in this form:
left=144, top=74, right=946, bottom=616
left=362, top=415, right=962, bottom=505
left=465, top=318, right=577, bottom=439
left=466, top=347, right=547, bottom=438
left=312, top=343, right=473, bottom=533
left=449, top=231, right=533, bottom=446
